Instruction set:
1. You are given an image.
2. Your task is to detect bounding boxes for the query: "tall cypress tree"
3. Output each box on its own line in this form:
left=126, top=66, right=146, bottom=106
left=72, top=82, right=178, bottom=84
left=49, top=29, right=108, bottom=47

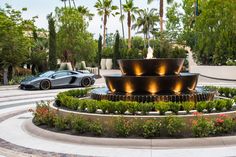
left=98, top=34, right=102, bottom=68
left=113, top=31, right=120, bottom=69
left=48, top=13, right=57, bottom=70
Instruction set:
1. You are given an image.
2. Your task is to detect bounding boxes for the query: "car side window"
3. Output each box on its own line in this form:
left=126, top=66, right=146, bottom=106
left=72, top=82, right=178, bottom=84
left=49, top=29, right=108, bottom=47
left=53, top=72, right=69, bottom=78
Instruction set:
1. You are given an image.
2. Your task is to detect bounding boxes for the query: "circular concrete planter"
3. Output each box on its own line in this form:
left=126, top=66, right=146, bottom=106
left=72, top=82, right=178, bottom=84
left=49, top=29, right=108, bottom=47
left=50, top=102, right=236, bottom=128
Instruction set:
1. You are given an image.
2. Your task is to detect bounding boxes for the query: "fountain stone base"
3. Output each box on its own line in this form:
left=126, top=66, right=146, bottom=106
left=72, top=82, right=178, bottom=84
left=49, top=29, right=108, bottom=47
left=91, top=88, right=215, bottom=103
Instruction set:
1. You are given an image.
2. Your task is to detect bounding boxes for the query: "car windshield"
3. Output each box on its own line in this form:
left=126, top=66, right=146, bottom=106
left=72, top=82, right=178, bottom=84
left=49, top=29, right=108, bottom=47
left=39, top=71, right=55, bottom=77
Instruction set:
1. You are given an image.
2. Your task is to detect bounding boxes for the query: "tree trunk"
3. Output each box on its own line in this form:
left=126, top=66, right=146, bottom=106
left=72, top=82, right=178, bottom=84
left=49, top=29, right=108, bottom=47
left=159, top=0, right=164, bottom=32
left=68, top=0, right=71, bottom=8
left=119, top=0, right=125, bottom=39
left=103, top=14, right=107, bottom=48
left=3, top=68, right=8, bottom=85
left=72, top=0, right=76, bottom=8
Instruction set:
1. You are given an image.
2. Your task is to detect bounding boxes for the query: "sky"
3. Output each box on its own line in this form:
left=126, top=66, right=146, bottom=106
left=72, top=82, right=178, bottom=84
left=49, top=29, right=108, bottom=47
left=0, top=0, right=180, bottom=38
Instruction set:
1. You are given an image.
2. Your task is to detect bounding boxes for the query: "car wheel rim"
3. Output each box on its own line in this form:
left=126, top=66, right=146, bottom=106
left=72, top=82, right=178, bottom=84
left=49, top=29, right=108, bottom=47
left=41, top=81, right=50, bottom=90
left=83, top=78, right=90, bottom=87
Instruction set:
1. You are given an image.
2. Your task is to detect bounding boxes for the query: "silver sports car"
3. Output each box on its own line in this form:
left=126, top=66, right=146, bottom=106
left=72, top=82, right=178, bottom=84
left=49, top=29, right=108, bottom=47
left=20, top=70, right=96, bottom=90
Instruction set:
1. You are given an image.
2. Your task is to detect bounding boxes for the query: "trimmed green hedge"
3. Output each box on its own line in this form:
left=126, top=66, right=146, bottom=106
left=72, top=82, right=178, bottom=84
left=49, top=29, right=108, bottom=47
left=55, top=89, right=235, bottom=115
left=204, top=86, right=236, bottom=98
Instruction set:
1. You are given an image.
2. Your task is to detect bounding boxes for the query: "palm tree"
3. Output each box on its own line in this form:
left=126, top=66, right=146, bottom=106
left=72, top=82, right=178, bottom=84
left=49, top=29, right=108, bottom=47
left=77, top=6, right=94, bottom=21
left=72, top=0, right=76, bottom=7
left=148, top=0, right=173, bottom=32
left=94, top=0, right=118, bottom=48
left=133, top=8, right=158, bottom=47
left=123, top=0, right=139, bottom=49
left=119, top=0, right=125, bottom=38
left=61, top=0, right=67, bottom=7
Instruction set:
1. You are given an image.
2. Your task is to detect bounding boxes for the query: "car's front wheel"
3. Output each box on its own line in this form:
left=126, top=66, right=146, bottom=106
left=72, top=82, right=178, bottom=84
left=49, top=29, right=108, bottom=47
left=81, top=77, right=91, bottom=87
left=40, top=80, right=51, bottom=90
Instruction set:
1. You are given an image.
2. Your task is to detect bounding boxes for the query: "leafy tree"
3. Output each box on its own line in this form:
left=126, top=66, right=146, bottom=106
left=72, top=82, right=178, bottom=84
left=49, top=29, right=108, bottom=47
left=182, top=0, right=236, bottom=65
left=26, top=28, right=48, bottom=75
left=122, top=0, right=139, bottom=49
left=94, top=0, right=118, bottom=48
left=166, top=2, right=182, bottom=42
left=48, top=13, right=57, bottom=70
left=0, top=5, right=32, bottom=83
left=55, top=7, right=96, bottom=68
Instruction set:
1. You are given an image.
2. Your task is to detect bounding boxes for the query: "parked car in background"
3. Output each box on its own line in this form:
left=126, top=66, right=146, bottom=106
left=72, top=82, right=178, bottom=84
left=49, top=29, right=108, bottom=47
left=20, top=70, right=95, bottom=90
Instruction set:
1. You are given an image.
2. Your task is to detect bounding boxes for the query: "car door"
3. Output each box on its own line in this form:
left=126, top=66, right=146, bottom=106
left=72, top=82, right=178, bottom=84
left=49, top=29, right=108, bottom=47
left=50, top=71, right=72, bottom=87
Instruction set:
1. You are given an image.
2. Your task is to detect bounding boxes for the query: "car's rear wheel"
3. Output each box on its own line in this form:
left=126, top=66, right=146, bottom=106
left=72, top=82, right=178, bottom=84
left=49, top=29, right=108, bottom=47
left=40, top=80, right=51, bottom=90
left=81, top=77, right=91, bottom=87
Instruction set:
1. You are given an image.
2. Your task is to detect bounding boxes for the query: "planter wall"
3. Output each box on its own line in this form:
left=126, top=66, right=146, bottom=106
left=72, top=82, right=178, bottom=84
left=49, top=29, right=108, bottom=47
left=190, top=66, right=236, bottom=80
left=50, top=102, right=236, bottom=135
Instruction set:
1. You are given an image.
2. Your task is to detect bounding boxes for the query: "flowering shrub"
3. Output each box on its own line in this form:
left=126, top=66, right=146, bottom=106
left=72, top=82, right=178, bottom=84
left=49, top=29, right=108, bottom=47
left=114, top=117, right=131, bottom=137
left=214, top=114, right=234, bottom=135
left=32, top=101, right=56, bottom=127
left=165, top=116, right=185, bottom=137
left=192, top=113, right=214, bottom=137
left=142, top=119, right=161, bottom=138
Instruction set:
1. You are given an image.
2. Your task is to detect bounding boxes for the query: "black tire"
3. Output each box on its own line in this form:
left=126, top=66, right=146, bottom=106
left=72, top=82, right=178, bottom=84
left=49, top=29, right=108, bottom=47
left=40, top=80, right=51, bottom=90
left=81, top=77, right=91, bottom=87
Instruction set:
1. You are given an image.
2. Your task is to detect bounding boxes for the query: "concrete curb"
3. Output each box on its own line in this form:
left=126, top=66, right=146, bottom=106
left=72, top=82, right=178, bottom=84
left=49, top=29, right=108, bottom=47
left=24, top=118, right=236, bottom=149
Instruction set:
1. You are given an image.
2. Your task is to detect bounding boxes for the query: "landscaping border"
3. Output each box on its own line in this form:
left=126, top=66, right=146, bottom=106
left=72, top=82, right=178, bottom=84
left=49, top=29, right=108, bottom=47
left=25, top=115, right=236, bottom=148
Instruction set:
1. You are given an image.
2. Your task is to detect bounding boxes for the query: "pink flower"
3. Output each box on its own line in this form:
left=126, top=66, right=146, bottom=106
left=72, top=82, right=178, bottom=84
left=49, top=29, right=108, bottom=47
left=216, top=118, right=224, bottom=124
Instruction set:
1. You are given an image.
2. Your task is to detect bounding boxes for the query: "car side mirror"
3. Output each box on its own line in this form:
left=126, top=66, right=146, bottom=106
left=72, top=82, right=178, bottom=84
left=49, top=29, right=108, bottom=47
left=51, top=75, right=56, bottom=79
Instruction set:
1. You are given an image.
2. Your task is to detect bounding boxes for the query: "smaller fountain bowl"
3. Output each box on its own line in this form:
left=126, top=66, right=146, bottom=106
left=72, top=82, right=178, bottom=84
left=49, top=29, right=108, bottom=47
left=118, top=58, right=184, bottom=76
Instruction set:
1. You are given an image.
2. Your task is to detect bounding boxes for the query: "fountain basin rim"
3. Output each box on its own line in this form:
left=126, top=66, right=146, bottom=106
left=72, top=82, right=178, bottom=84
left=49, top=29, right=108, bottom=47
left=104, top=73, right=200, bottom=78
left=117, top=58, right=185, bottom=61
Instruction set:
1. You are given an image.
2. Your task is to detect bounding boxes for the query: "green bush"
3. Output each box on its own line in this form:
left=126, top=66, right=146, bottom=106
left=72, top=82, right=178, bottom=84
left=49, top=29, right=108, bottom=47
left=107, top=101, right=116, bottom=114
left=155, top=102, right=170, bottom=115
left=71, top=116, right=88, bottom=134
left=54, top=115, right=67, bottom=131
left=165, top=116, right=185, bottom=137
left=214, top=99, right=226, bottom=112
left=114, top=117, right=130, bottom=137
left=99, top=100, right=109, bottom=114
left=234, top=96, right=236, bottom=104
left=196, top=101, right=206, bottom=112
left=127, top=101, right=138, bottom=115
left=169, top=102, right=180, bottom=115
left=223, top=88, right=230, bottom=97
left=192, top=116, right=214, bottom=137
left=225, top=99, right=234, bottom=110
left=218, top=87, right=224, bottom=96
left=78, top=99, right=88, bottom=111
left=142, top=119, right=161, bottom=138
left=116, top=101, right=128, bottom=114
left=181, top=101, right=194, bottom=114
left=89, top=121, right=104, bottom=136
left=138, top=102, right=153, bottom=115
left=87, top=100, right=97, bottom=113
left=205, top=101, right=215, bottom=113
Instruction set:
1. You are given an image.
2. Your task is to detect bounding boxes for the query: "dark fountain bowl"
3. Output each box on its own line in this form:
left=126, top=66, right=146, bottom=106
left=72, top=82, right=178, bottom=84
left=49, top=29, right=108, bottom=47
left=104, top=73, right=199, bottom=94
left=118, top=58, right=184, bottom=76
